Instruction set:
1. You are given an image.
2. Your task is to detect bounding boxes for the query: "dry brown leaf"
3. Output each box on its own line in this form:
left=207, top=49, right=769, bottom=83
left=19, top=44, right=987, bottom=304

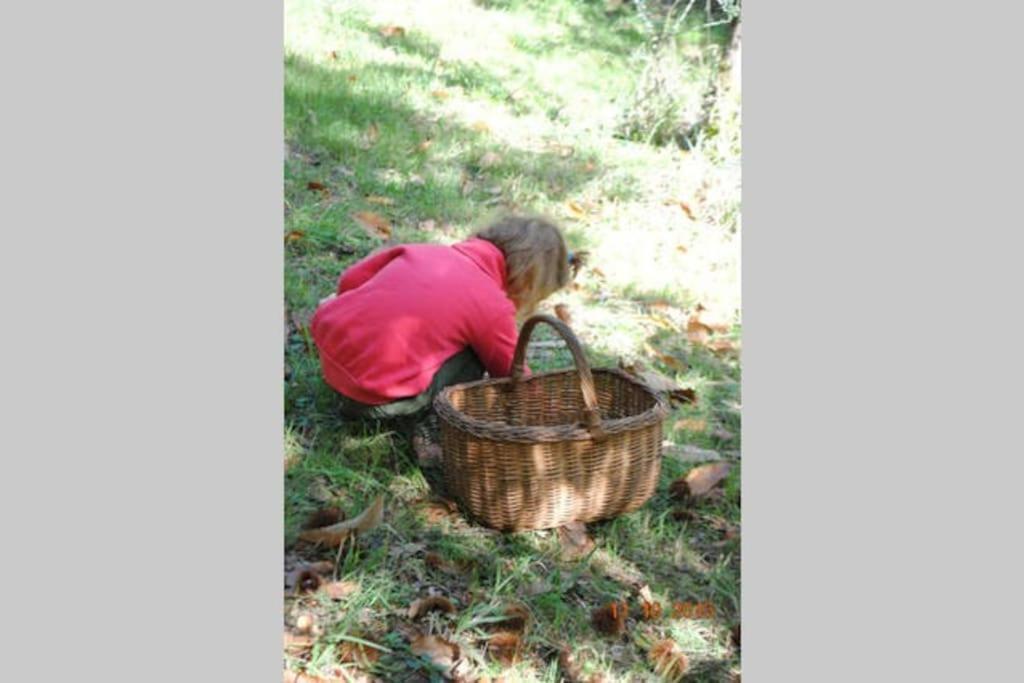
left=487, top=632, right=522, bottom=666
left=352, top=212, right=391, bottom=241
left=297, top=496, right=384, bottom=547
left=415, top=138, right=433, bottom=153
left=663, top=199, right=696, bottom=221
left=647, top=312, right=678, bottom=332
left=648, top=639, right=689, bottom=681
left=285, top=230, right=306, bottom=243
left=558, top=521, right=595, bottom=560
left=636, top=368, right=686, bottom=397
left=676, top=244, right=688, bottom=254
left=566, top=200, right=587, bottom=219
left=674, top=418, right=707, bottom=433
left=338, top=640, right=382, bottom=667
left=303, top=507, right=344, bottom=530
left=670, top=462, right=732, bottom=500
left=365, top=195, right=395, bottom=206
left=408, top=595, right=456, bottom=619
left=554, top=303, right=572, bottom=325
left=307, top=181, right=327, bottom=191
left=431, top=89, right=450, bottom=100
left=321, top=580, right=360, bottom=600
left=284, top=631, right=315, bottom=657
left=708, top=338, right=738, bottom=354
left=591, top=601, right=628, bottom=636
left=409, top=633, right=460, bottom=672
left=379, top=25, right=406, bottom=38
left=686, top=317, right=714, bottom=345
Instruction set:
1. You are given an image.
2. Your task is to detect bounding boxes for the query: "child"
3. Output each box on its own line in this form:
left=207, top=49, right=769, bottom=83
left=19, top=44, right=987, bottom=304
left=310, top=214, right=575, bottom=425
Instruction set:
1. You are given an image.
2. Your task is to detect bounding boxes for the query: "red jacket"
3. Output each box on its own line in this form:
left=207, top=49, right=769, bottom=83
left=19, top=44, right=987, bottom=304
left=310, top=238, right=521, bottom=405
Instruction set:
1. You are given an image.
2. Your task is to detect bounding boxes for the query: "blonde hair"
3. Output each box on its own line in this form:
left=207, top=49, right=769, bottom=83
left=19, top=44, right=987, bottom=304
left=476, top=214, right=570, bottom=319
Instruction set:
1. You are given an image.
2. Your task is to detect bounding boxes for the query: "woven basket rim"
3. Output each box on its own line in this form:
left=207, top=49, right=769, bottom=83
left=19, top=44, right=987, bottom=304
left=434, top=366, right=670, bottom=443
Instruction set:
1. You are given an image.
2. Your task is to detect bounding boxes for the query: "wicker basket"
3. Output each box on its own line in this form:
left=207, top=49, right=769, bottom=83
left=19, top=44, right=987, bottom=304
left=433, top=314, right=670, bottom=531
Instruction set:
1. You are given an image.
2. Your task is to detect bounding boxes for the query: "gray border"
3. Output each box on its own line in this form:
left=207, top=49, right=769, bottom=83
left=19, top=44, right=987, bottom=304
left=3, top=1, right=282, bottom=680
left=745, top=1, right=1023, bottom=679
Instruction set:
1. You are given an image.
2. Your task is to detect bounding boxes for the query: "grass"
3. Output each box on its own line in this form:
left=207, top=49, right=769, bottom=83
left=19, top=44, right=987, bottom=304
left=285, top=0, right=740, bottom=680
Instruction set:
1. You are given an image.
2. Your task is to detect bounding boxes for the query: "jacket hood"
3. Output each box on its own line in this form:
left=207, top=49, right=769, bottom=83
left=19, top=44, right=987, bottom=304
left=452, top=238, right=507, bottom=289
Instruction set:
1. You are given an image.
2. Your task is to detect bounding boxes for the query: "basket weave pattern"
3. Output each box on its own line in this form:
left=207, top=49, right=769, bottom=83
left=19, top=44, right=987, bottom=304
left=434, top=315, right=669, bottom=531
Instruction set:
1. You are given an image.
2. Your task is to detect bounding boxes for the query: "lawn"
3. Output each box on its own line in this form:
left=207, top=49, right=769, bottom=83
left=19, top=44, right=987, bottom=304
left=284, top=1, right=741, bottom=680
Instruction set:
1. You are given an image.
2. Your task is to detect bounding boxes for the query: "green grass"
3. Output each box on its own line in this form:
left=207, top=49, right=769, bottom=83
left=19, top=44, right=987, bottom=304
left=285, top=0, right=740, bottom=680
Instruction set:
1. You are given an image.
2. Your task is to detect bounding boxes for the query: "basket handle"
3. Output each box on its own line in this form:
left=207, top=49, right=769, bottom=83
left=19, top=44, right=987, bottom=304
left=510, top=314, right=607, bottom=440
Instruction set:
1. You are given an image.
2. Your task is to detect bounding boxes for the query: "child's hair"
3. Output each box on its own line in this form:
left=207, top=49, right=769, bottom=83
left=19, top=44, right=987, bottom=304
left=475, top=214, right=570, bottom=319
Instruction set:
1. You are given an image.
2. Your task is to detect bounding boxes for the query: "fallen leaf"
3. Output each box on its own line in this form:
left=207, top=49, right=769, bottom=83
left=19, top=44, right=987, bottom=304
left=285, top=230, right=306, bottom=243
left=297, top=496, right=384, bottom=547
left=431, top=89, right=450, bottom=100
left=648, top=639, right=689, bottom=681
left=565, top=200, right=587, bottom=219
left=558, top=521, right=595, bottom=560
left=352, top=212, right=391, bottom=240
left=670, top=462, right=732, bottom=499
left=686, top=317, right=713, bottom=345
left=321, top=580, right=360, bottom=600
left=409, top=633, right=460, bottom=672
left=415, top=138, right=433, bottom=153
left=303, top=507, right=344, bottom=530
left=676, top=244, right=688, bottom=254
left=379, top=25, right=406, bottom=38
left=554, top=303, right=572, bottom=325
left=408, top=595, right=456, bottom=619
left=338, top=640, right=382, bottom=667
left=591, top=601, right=629, bottom=636
left=284, top=631, right=315, bottom=656
left=487, top=632, right=522, bottom=666
left=307, top=181, right=327, bottom=191
left=674, top=418, right=707, bottom=432
left=635, top=368, right=681, bottom=394
left=708, top=338, right=738, bottom=354
left=365, top=195, right=395, bottom=206
left=647, top=312, right=678, bottom=332
left=663, top=199, right=696, bottom=221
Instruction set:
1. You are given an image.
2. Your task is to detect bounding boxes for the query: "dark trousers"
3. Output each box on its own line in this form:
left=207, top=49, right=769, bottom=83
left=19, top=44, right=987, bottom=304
left=335, top=348, right=485, bottom=420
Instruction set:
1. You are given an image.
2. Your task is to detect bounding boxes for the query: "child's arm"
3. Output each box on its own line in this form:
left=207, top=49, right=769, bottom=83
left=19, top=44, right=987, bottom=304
left=336, top=246, right=404, bottom=294
left=469, top=309, right=529, bottom=378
